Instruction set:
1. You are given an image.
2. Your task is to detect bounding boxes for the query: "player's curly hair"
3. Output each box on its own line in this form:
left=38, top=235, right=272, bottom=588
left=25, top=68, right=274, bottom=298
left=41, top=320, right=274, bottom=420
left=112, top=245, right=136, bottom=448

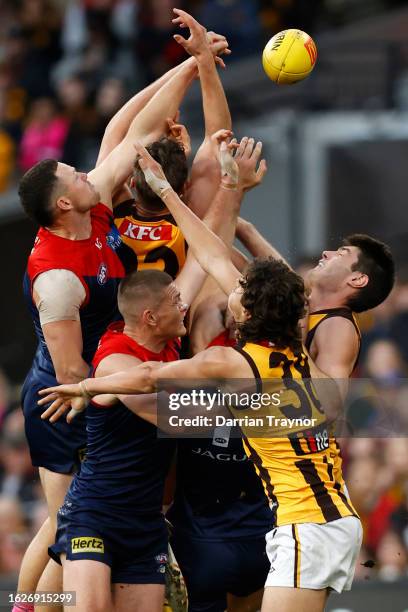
left=18, top=159, right=58, bottom=227
left=133, top=138, right=188, bottom=211
left=238, top=258, right=306, bottom=350
left=344, top=234, right=395, bottom=312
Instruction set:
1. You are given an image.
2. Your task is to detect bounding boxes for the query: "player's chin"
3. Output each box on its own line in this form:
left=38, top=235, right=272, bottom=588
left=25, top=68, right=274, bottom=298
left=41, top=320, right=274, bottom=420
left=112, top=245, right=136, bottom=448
left=178, top=322, right=187, bottom=336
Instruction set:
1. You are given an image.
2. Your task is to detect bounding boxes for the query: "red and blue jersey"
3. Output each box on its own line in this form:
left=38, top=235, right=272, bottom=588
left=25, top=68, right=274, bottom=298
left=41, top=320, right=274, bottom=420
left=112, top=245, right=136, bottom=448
left=66, top=323, right=179, bottom=525
left=167, top=331, right=274, bottom=540
left=23, top=203, right=125, bottom=376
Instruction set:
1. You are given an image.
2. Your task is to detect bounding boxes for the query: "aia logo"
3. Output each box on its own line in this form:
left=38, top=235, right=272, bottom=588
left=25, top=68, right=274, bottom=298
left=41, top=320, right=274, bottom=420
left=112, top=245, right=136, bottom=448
left=304, top=38, right=317, bottom=66
left=97, top=262, right=108, bottom=285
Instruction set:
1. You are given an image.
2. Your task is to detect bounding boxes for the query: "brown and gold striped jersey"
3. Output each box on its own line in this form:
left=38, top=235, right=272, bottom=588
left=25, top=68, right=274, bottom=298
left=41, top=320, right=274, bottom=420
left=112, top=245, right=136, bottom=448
left=114, top=202, right=187, bottom=279
left=306, top=308, right=361, bottom=489
left=230, top=341, right=358, bottom=527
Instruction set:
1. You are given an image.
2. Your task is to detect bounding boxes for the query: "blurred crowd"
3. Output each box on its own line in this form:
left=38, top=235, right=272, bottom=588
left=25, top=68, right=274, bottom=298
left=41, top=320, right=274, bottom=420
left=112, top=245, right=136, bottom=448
left=1, top=0, right=408, bottom=587
left=0, top=267, right=407, bottom=582
left=1, top=0, right=407, bottom=194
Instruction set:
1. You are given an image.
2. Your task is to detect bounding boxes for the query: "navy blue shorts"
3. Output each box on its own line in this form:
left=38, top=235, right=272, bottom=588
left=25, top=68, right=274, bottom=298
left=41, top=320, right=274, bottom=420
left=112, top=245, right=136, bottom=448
left=171, top=533, right=269, bottom=612
left=49, top=501, right=168, bottom=584
left=22, top=368, right=87, bottom=474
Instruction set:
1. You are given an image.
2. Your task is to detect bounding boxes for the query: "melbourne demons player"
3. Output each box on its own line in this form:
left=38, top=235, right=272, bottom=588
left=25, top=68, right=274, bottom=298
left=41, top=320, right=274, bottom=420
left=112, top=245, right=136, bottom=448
left=38, top=139, right=250, bottom=611
left=42, top=145, right=364, bottom=612
left=16, top=60, right=201, bottom=610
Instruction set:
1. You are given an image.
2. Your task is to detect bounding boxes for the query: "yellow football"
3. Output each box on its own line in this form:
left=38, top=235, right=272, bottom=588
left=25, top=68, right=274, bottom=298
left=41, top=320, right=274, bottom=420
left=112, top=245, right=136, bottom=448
left=262, top=29, right=317, bottom=84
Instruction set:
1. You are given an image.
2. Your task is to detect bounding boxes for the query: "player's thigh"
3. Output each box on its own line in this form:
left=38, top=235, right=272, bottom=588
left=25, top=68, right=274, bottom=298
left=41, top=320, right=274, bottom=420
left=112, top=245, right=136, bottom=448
left=62, top=556, right=112, bottom=612
left=113, top=583, right=165, bottom=612
left=39, top=467, right=73, bottom=521
left=261, top=586, right=327, bottom=612
left=228, top=588, right=263, bottom=612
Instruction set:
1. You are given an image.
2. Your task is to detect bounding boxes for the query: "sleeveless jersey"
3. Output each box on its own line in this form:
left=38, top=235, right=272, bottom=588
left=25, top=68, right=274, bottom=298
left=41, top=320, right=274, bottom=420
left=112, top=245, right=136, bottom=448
left=306, top=308, right=361, bottom=371
left=231, top=342, right=358, bottom=527
left=114, top=200, right=187, bottom=279
left=23, top=203, right=125, bottom=377
left=66, top=322, right=179, bottom=527
left=306, top=307, right=361, bottom=488
left=167, top=332, right=273, bottom=541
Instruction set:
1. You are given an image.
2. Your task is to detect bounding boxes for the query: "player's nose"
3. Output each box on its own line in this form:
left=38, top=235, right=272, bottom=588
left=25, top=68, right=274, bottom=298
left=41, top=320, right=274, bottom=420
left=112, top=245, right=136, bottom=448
left=322, top=250, right=332, bottom=260
left=179, top=302, right=188, bottom=313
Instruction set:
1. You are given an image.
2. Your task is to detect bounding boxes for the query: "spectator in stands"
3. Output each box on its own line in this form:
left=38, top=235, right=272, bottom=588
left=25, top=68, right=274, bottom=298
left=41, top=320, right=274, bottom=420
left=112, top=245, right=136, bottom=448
left=19, top=98, right=69, bottom=172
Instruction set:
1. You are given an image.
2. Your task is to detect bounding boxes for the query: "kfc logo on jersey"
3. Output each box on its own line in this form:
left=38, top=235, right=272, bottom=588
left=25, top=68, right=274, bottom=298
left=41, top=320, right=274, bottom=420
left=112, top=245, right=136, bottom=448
left=118, top=219, right=172, bottom=242
left=97, top=263, right=108, bottom=285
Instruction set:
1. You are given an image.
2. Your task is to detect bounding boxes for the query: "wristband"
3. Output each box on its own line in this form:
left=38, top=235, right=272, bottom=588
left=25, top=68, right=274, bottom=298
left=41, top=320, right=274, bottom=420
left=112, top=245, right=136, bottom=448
left=79, top=380, right=93, bottom=400
left=221, top=180, right=238, bottom=191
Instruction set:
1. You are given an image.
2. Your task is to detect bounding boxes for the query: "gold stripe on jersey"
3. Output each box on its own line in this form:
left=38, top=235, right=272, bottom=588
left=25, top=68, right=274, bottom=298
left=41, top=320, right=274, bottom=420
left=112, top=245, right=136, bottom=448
left=306, top=308, right=361, bottom=508
left=231, top=342, right=358, bottom=527
left=115, top=213, right=187, bottom=279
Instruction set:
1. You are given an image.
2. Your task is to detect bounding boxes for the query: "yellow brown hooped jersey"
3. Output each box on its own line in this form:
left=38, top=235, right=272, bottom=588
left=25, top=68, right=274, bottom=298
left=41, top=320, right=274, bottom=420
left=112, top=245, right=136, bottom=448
left=306, top=308, right=361, bottom=371
left=231, top=342, right=358, bottom=527
left=114, top=200, right=187, bottom=279
left=306, top=308, right=361, bottom=486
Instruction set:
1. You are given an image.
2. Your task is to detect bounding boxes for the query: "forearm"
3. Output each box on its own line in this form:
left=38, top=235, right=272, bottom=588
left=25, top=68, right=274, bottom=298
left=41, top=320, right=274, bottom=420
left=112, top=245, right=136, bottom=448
left=197, top=50, right=231, bottom=138
left=124, top=60, right=197, bottom=145
left=82, top=363, right=155, bottom=397
left=163, top=188, right=233, bottom=272
left=202, top=185, right=242, bottom=247
left=96, top=57, right=196, bottom=166
left=236, top=218, right=290, bottom=267
left=55, top=358, right=90, bottom=384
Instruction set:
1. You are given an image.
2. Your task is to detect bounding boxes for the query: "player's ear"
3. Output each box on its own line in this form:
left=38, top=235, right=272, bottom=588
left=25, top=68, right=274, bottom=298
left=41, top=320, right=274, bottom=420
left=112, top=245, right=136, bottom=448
left=142, top=309, right=158, bottom=327
left=55, top=195, right=73, bottom=212
left=348, top=272, right=368, bottom=289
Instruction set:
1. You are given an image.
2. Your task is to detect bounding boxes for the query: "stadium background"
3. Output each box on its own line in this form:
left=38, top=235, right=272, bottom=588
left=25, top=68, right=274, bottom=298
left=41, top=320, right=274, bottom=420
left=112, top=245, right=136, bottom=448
left=0, top=1, right=407, bottom=609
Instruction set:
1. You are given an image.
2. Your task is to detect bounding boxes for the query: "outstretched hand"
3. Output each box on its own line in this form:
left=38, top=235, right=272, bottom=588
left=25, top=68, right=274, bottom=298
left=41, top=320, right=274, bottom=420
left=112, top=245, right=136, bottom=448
left=166, top=117, right=191, bottom=157
left=233, top=137, right=267, bottom=192
left=207, top=31, right=231, bottom=68
left=38, top=383, right=88, bottom=423
left=172, top=9, right=212, bottom=60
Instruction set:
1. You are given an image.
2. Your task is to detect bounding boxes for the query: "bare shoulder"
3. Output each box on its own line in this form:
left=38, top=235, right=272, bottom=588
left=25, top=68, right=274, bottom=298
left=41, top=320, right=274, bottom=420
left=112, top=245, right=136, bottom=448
left=198, top=345, right=254, bottom=378
left=95, top=353, right=142, bottom=378
left=315, top=316, right=359, bottom=346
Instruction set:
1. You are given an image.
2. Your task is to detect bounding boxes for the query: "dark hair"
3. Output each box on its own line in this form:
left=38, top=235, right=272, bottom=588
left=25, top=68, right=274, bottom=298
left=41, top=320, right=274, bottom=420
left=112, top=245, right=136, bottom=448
left=118, top=269, right=173, bottom=317
left=133, top=138, right=188, bottom=210
left=18, top=159, right=58, bottom=227
left=238, top=258, right=306, bottom=350
left=344, top=234, right=395, bottom=312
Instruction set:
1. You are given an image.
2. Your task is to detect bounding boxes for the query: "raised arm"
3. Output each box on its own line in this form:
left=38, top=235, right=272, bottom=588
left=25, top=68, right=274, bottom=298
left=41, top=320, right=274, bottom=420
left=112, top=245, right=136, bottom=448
left=96, top=31, right=230, bottom=166
left=134, top=139, right=240, bottom=295
left=236, top=217, right=290, bottom=267
left=171, top=9, right=232, bottom=218
left=88, top=59, right=197, bottom=208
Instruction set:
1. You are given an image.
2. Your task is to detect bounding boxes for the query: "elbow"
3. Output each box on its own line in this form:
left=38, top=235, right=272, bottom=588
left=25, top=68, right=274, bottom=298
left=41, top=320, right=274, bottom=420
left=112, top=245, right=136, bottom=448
left=55, top=366, right=87, bottom=385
